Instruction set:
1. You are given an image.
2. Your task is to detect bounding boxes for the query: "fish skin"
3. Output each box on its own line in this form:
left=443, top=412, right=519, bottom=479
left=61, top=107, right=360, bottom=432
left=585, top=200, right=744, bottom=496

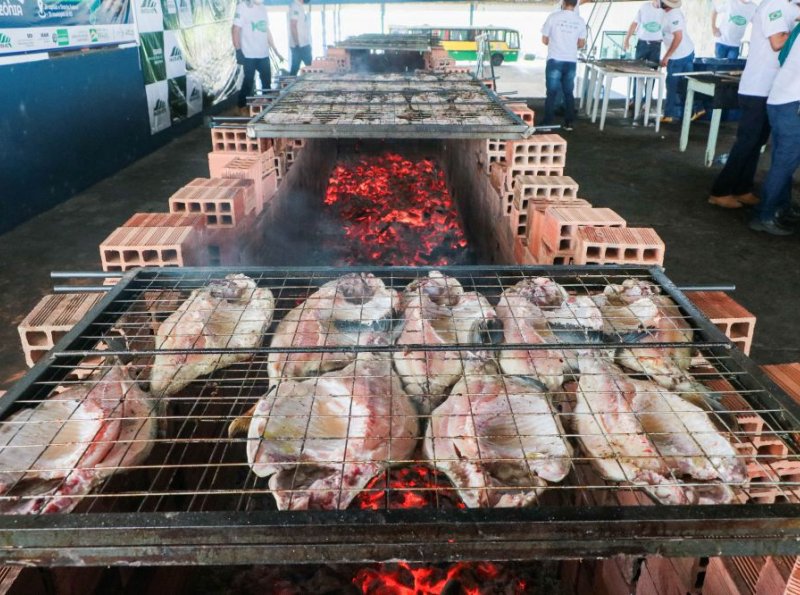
left=248, top=353, right=418, bottom=511
left=393, top=271, right=497, bottom=413
left=268, top=273, right=398, bottom=383
left=424, top=358, right=572, bottom=508
left=0, top=365, right=157, bottom=515
left=575, top=355, right=746, bottom=505
left=151, top=274, right=275, bottom=396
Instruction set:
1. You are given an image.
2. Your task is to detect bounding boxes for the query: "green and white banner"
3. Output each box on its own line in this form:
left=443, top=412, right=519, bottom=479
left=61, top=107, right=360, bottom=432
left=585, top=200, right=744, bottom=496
left=0, top=0, right=137, bottom=55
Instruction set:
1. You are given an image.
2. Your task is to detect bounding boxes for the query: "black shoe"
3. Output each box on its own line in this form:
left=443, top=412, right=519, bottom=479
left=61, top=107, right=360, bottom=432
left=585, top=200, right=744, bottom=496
left=749, top=218, right=794, bottom=236
left=778, top=203, right=800, bottom=223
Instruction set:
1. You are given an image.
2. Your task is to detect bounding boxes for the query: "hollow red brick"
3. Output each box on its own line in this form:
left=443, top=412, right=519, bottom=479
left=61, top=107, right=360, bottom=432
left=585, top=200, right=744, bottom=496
left=685, top=291, right=756, bottom=356
left=210, top=127, right=271, bottom=154
left=512, top=174, right=580, bottom=212
left=541, top=207, right=626, bottom=253
left=505, top=133, right=567, bottom=168
left=506, top=102, right=536, bottom=126
left=573, top=226, right=664, bottom=266
left=99, top=225, right=203, bottom=272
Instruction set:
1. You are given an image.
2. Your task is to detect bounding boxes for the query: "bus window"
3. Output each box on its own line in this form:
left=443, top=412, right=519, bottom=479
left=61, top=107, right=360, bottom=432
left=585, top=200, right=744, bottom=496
left=449, top=29, right=473, bottom=42
left=487, top=29, right=505, bottom=42
left=507, top=31, right=520, bottom=48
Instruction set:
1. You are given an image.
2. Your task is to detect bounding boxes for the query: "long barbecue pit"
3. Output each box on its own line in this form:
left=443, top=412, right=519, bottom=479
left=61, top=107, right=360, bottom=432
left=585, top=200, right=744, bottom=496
left=3, top=265, right=800, bottom=566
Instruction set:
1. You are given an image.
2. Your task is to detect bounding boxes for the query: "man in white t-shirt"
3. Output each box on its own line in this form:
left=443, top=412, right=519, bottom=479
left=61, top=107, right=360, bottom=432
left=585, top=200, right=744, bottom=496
left=541, top=0, right=587, bottom=131
left=659, top=0, right=696, bottom=123
left=288, top=0, right=312, bottom=76
left=624, top=0, right=664, bottom=63
left=709, top=0, right=799, bottom=209
left=232, top=0, right=284, bottom=113
left=751, top=23, right=800, bottom=235
left=712, top=0, right=757, bottom=59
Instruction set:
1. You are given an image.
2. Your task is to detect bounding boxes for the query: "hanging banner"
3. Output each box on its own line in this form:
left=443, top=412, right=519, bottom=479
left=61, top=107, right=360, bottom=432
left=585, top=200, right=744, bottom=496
left=0, top=0, right=136, bottom=55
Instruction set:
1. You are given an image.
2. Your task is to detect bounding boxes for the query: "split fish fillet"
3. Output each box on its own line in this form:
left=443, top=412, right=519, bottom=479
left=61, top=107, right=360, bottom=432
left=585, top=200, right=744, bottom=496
left=0, top=365, right=157, bottom=514
left=574, top=355, right=746, bottom=505
left=247, top=353, right=418, bottom=510
left=424, top=358, right=572, bottom=508
left=150, top=274, right=275, bottom=396
left=520, top=277, right=604, bottom=336
left=268, top=273, right=398, bottom=383
left=495, top=281, right=567, bottom=392
left=595, top=280, right=693, bottom=388
left=393, top=271, right=497, bottom=413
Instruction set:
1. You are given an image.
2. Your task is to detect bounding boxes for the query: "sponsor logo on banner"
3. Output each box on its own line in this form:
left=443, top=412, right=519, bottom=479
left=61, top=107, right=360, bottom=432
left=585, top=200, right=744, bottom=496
left=53, top=28, right=68, bottom=45
left=135, top=0, right=163, bottom=33
left=145, top=81, right=170, bottom=133
left=89, top=27, right=97, bottom=41
left=0, top=0, right=24, bottom=18
left=0, top=32, right=11, bottom=48
left=140, top=0, right=157, bottom=13
left=186, top=73, right=203, bottom=117
left=163, top=30, right=186, bottom=79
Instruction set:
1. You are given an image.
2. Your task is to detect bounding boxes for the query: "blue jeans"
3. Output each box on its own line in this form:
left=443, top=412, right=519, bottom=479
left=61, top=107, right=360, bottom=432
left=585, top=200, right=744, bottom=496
left=715, top=43, right=740, bottom=60
left=238, top=57, right=271, bottom=107
left=544, top=59, right=577, bottom=126
left=756, top=102, right=800, bottom=222
left=665, top=52, right=694, bottom=119
left=290, top=44, right=312, bottom=76
left=633, top=40, right=661, bottom=102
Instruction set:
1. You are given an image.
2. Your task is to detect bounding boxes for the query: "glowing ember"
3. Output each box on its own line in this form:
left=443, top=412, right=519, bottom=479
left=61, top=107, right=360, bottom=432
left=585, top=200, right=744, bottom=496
left=351, top=465, right=465, bottom=510
left=353, top=561, right=527, bottom=594
left=324, top=152, right=469, bottom=265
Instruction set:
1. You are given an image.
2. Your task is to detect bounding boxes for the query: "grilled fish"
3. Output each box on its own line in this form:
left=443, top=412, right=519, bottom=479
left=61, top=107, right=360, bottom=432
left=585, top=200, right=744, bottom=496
left=424, top=358, right=572, bottom=507
left=393, top=271, right=497, bottom=413
left=247, top=352, right=418, bottom=510
left=268, top=273, right=398, bottom=383
left=0, top=365, right=157, bottom=514
left=575, top=355, right=746, bottom=505
left=150, top=274, right=275, bottom=396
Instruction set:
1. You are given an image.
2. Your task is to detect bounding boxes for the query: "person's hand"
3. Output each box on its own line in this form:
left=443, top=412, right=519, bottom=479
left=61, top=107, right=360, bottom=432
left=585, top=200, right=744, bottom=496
left=713, top=26, right=721, bottom=37
left=235, top=49, right=245, bottom=65
left=659, top=57, right=668, bottom=68
left=276, top=53, right=285, bottom=63
left=623, top=38, right=630, bottom=51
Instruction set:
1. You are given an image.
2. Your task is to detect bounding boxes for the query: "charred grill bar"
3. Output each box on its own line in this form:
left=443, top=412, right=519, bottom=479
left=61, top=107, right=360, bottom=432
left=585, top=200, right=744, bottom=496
left=2, top=266, right=800, bottom=566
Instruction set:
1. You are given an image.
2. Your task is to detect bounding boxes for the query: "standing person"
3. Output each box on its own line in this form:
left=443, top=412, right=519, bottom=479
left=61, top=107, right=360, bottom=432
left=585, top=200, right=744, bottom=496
left=541, top=0, right=588, bottom=132
left=623, top=0, right=664, bottom=109
left=708, top=0, right=799, bottom=209
left=623, top=0, right=664, bottom=64
left=712, top=0, right=757, bottom=60
left=288, top=0, right=312, bottom=76
left=659, top=0, right=696, bottom=124
left=232, top=0, right=284, bottom=115
left=750, top=23, right=800, bottom=235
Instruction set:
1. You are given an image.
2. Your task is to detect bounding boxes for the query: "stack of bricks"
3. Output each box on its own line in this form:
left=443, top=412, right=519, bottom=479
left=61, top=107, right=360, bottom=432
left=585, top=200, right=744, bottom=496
left=221, top=155, right=278, bottom=215
left=300, top=57, right=342, bottom=74
left=506, top=101, right=535, bottom=127
left=426, top=47, right=455, bottom=71
left=533, top=206, right=626, bottom=265
left=324, top=46, right=350, bottom=72
left=99, top=213, right=206, bottom=272
left=685, top=291, right=757, bottom=355
left=17, top=293, right=103, bottom=367
left=169, top=178, right=257, bottom=228
left=483, top=140, right=507, bottom=174
left=247, top=91, right=279, bottom=117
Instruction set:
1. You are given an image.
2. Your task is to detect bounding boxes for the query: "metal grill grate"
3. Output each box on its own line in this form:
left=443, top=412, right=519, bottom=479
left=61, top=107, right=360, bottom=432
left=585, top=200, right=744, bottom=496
left=246, top=73, right=530, bottom=139
left=3, top=265, right=800, bottom=565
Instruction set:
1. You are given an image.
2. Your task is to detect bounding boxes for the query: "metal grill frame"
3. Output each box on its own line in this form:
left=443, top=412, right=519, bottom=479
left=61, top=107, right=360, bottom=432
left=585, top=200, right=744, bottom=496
left=246, top=73, right=531, bottom=139
left=336, top=33, right=434, bottom=52
left=3, top=264, right=800, bottom=566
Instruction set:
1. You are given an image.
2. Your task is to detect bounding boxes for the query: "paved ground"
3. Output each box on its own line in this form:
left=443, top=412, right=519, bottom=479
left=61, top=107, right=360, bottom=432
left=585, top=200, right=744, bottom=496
left=1, top=76, right=798, bottom=390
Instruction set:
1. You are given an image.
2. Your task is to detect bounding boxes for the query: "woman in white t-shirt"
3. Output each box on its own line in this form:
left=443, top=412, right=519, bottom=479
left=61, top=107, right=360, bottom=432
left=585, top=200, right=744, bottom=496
left=750, top=26, right=800, bottom=235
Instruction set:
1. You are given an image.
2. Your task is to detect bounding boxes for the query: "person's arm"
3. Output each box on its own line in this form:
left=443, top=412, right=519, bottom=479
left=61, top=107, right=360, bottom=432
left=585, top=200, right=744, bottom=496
left=712, top=8, right=721, bottom=38
left=624, top=20, right=637, bottom=50
left=659, top=30, right=681, bottom=66
left=542, top=35, right=550, bottom=45
left=578, top=36, right=586, bottom=49
left=268, top=29, right=284, bottom=61
left=232, top=24, right=245, bottom=63
left=769, top=30, right=790, bottom=51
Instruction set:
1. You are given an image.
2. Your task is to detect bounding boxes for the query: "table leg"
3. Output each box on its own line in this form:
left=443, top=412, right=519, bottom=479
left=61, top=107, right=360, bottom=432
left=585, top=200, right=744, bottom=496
left=579, top=63, right=589, bottom=110
left=591, top=70, right=603, bottom=123
left=600, top=73, right=611, bottom=131
left=643, top=77, right=653, bottom=126
left=655, top=76, right=664, bottom=133
left=679, top=87, right=695, bottom=151
left=625, top=78, right=632, bottom=118
left=705, top=108, right=723, bottom=167
left=634, top=76, right=643, bottom=122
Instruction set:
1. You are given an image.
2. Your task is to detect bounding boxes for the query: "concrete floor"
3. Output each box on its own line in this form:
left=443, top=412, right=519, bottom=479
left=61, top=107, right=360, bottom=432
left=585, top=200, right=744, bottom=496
left=1, top=74, right=799, bottom=390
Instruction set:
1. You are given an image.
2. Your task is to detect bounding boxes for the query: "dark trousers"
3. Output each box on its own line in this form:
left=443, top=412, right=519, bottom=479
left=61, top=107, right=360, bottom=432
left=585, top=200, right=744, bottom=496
left=633, top=40, right=661, bottom=101
left=544, top=59, right=577, bottom=126
left=711, top=94, right=771, bottom=197
left=290, top=44, right=312, bottom=76
left=756, top=101, right=800, bottom=222
left=715, top=43, right=740, bottom=60
left=665, top=52, right=694, bottom=119
left=238, top=57, right=271, bottom=107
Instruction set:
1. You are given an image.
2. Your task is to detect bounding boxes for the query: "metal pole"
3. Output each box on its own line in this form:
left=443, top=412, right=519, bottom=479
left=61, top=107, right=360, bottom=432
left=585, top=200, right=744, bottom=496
left=322, top=3, right=327, bottom=49
left=469, top=2, right=474, bottom=26
left=380, top=1, right=385, bottom=34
